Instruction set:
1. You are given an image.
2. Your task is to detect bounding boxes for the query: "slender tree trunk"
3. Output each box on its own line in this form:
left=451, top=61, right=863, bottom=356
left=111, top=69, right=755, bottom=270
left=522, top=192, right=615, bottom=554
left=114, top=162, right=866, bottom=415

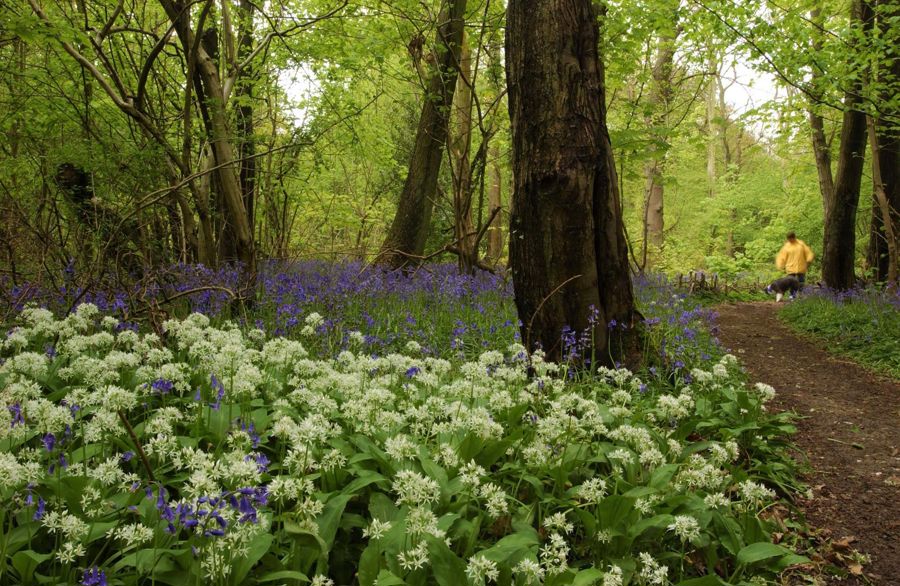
left=378, top=0, right=468, bottom=268
left=450, top=34, right=477, bottom=273
left=642, top=23, right=677, bottom=258
left=486, top=144, right=503, bottom=264
left=237, top=0, right=256, bottom=238
left=160, top=0, right=255, bottom=275
left=822, top=0, right=874, bottom=289
left=808, top=7, right=836, bottom=220
left=705, top=53, right=718, bottom=198
left=866, top=117, right=899, bottom=282
left=865, top=0, right=900, bottom=283
left=506, top=0, right=637, bottom=364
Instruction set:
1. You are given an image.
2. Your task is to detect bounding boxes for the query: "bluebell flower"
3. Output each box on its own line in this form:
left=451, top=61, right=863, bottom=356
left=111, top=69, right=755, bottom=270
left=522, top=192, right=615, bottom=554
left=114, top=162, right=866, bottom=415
left=151, top=378, right=174, bottom=395
left=81, top=567, right=107, bottom=586
left=8, top=403, right=24, bottom=427
left=210, top=374, right=225, bottom=410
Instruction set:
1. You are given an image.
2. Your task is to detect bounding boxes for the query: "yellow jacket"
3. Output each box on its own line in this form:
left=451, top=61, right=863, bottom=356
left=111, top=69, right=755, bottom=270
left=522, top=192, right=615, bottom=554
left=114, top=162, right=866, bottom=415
left=776, top=239, right=814, bottom=274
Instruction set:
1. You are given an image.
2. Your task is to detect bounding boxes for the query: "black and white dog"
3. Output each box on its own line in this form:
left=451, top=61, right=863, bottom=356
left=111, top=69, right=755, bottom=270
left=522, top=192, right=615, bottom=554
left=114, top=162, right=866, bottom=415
left=765, top=275, right=801, bottom=302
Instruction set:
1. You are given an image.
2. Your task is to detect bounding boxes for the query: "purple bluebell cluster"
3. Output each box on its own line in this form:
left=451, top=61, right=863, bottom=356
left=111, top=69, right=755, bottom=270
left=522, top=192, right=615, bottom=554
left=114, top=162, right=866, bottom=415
left=209, top=374, right=225, bottom=410
left=8, top=403, right=24, bottom=427
left=81, top=567, right=107, bottom=586
left=150, top=378, right=174, bottom=395
left=633, top=273, right=723, bottom=375
left=1, top=261, right=518, bottom=359
left=146, top=484, right=269, bottom=536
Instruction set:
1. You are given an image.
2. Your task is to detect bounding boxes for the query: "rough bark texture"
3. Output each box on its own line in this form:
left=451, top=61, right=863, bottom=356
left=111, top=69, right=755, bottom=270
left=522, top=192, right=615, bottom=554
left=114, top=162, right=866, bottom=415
left=506, top=0, right=637, bottom=364
left=822, top=0, right=874, bottom=290
left=378, top=0, right=467, bottom=268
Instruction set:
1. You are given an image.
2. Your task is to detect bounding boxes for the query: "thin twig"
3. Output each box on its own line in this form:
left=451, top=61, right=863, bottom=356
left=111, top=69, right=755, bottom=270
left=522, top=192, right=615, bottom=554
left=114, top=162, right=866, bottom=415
left=117, top=410, right=155, bottom=482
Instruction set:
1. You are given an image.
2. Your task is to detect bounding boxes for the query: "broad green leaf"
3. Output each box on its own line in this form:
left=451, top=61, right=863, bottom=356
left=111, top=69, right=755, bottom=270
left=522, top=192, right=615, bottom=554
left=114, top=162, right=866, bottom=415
left=258, top=570, right=311, bottom=583
left=12, top=551, right=52, bottom=583
left=572, top=568, right=605, bottom=585
left=317, top=493, right=352, bottom=548
left=479, top=529, right=540, bottom=563
left=674, top=576, right=728, bottom=586
left=425, top=536, right=467, bottom=586
left=231, top=533, right=274, bottom=584
left=736, top=542, right=792, bottom=566
left=358, top=542, right=383, bottom=586
left=375, top=570, right=407, bottom=585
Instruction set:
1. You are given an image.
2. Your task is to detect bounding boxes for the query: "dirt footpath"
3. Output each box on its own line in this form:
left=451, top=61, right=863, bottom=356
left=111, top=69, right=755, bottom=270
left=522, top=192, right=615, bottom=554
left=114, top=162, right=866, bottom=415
left=715, top=302, right=900, bottom=585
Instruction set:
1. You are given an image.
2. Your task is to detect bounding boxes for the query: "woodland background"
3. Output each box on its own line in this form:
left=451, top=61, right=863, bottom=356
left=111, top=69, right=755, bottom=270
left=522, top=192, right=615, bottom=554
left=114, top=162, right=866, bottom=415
left=0, top=0, right=897, bottom=284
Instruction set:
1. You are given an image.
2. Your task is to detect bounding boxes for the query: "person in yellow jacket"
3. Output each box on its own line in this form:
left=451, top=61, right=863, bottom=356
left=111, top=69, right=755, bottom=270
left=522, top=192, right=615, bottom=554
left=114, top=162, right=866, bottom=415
left=775, top=231, right=814, bottom=292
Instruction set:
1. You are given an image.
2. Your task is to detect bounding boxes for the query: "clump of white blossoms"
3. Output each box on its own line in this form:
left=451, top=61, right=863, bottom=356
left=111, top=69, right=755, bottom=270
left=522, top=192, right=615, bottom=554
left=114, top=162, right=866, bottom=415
left=638, top=552, right=669, bottom=586
left=540, top=532, right=570, bottom=576
left=603, top=564, right=624, bottom=586
left=513, top=558, right=545, bottom=585
left=753, top=382, right=777, bottom=403
left=737, top=479, right=777, bottom=510
left=363, top=518, right=392, bottom=540
left=578, top=477, right=608, bottom=504
left=667, top=514, right=701, bottom=543
left=478, top=482, right=508, bottom=518
left=392, top=470, right=441, bottom=507
left=466, top=554, right=500, bottom=584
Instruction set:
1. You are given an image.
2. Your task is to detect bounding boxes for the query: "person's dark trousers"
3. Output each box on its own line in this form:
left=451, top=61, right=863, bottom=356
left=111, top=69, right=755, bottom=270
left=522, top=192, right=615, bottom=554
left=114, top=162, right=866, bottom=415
left=788, top=272, right=806, bottom=294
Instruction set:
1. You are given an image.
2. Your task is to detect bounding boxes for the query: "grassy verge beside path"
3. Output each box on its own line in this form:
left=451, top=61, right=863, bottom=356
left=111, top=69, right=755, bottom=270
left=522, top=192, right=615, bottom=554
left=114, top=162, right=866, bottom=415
left=777, top=287, right=900, bottom=379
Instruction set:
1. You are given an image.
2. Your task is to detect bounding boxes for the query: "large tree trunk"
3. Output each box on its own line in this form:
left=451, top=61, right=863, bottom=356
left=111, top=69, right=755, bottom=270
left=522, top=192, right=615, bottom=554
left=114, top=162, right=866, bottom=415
left=822, top=0, right=874, bottom=289
left=506, top=0, right=637, bottom=365
left=378, top=0, right=468, bottom=268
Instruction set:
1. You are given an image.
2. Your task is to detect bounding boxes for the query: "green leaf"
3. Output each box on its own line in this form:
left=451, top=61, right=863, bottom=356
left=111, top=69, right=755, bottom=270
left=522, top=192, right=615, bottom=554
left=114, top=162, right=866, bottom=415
left=572, top=568, right=605, bottom=585
left=674, top=576, right=728, bottom=586
left=479, top=529, right=540, bottom=563
left=358, top=542, right=383, bottom=586
left=627, top=514, right=674, bottom=539
left=342, top=470, right=389, bottom=495
left=426, top=536, right=468, bottom=586
left=317, top=493, right=352, bottom=549
left=231, top=533, right=274, bottom=584
left=257, top=570, right=310, bottom=584
left=86, top=521, right=118, bottom=544
left=736, top=542, right=792, bottom=566
left=12, top=551, right=52, bottom=582
left=375, top=570, right=407, bottom=585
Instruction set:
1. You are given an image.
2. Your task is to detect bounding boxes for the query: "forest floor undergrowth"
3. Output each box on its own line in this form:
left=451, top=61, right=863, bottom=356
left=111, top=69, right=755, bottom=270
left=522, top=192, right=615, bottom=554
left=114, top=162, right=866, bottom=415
left=715, top=302, right=900, bottom=585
